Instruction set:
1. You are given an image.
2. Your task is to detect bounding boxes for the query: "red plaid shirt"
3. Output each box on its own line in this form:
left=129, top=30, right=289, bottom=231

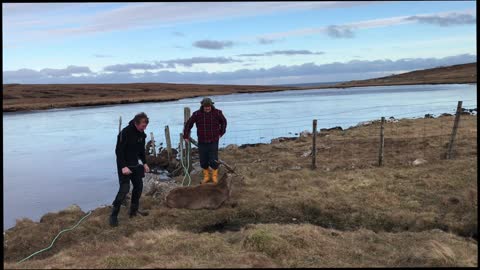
left=183, top=106, right=227, bottom=143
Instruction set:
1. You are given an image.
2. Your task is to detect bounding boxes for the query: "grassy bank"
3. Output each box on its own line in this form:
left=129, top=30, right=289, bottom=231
left=3, top=115, right=477, bottom=268
left=326, top=62, right=477, bottom=89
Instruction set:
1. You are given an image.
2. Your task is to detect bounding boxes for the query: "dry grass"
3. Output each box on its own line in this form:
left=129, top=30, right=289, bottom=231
left=4, top=224, right=477, bottom=268
left=2, top=83, right=296, bottom=112
left=3, top=115, right=477, bottom=268
left=335, top=62, right=476, bottom=88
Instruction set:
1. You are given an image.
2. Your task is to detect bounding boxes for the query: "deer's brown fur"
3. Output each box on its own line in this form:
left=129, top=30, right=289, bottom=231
left=166, top=173, right=234, bottom=209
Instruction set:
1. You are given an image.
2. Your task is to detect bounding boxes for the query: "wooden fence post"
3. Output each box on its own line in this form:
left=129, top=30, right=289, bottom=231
left=378, top=117, right=385, bottom=166
left=165, top=125, right=172, bottom=160
left=150, top=132, right=156, bottom=157
left=312, top=119, right=317, bottom=169
left=118, top=116, right=122, bottom=134
left=446, top=101, right=463, bottom=160
left=184, top=107, right=192, bottom=172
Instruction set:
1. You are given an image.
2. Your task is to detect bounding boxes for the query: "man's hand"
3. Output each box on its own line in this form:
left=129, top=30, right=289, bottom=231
left=144, top=164, right=150, bottom=173
left=122, top=167, right=132, bottom=175
left=184, top=138, right=189, bottom=143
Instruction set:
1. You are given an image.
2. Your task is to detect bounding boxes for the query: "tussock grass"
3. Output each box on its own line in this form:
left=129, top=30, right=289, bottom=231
left=4, top=224, right=477, bottom=268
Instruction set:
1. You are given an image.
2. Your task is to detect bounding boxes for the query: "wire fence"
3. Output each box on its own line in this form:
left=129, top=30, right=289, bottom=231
left=297, top=109, right=476, bottom=170
left=218, top=102, right=477, bottom=149
left=137, top=99, right=476, bottom=148
left=120, top=100, right=477, bottom=169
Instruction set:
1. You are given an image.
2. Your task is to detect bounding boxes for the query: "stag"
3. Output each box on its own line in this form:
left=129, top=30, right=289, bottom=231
left=166, top=173, right=234, bottom=209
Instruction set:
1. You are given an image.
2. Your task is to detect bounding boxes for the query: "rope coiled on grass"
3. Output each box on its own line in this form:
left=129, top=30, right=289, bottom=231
left=17, top=210, right=93, bottom=264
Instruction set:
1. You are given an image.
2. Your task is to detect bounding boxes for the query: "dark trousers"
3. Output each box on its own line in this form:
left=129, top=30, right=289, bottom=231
left=199, top=141, right=219, bottom=169
left=112, top=165, right=144, bottom=212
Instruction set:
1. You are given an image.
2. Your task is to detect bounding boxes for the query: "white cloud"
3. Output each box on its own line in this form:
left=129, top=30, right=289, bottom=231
left=93, top=54, right=113, bottom=58
left=172, top=31, right=184, bottom=36
left=238, top=50, right=325, bottom=57
left=159, top=57, right=242, bottom=67
left=40, top=65, right=92, bottom=77
left=102, top=57, right=243, bottom=72
left=257, top=37, right=277, bottom=44
left=3, top=2, right=378, bottom=42
left=3, top=65, right=92, bottom=81
left=405, top=12, right=476, bottom=26
left=4, top=54, right=476, bottom=84
left=326, top=25, right=355, bottom=38
left=103, top=63, right=162, bottom=72
left=193, top=40, right=235, bottom=50
left=256, top=9, right=476, bottom=41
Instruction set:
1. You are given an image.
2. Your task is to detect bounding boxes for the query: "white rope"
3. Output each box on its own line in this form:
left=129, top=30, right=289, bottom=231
left=179, top=139, right=192, bottom=186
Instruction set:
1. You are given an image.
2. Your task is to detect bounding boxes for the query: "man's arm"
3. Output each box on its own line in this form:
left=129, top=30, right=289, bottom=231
left=183, top=112, right=197, bottom=139
left=139, top=134, right=147, bottom=165
left=219, top=110, right=227, bottom=136
left=115, top=129, right=128, bottom=168
left=139, top=134, right=150, bottom=173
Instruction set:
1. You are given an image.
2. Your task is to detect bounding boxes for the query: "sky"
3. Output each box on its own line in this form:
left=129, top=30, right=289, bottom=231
left=2, top=1, right=477, bottom=85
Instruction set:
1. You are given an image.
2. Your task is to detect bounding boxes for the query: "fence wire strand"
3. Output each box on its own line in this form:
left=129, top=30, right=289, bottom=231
left=138, top=101, right=476, bottom=171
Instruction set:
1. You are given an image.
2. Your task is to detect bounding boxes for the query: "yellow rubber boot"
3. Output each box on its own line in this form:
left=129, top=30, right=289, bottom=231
left=202, top=169, right=210, bottom=184
left=212, top=169, right=219, bottom=184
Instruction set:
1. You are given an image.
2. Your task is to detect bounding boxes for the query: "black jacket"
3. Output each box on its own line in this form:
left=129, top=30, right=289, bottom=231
left=115, top=119, right=147, bottom=169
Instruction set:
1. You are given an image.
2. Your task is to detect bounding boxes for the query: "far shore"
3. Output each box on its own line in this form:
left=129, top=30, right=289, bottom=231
left=3, top=62, right=476, bottom=112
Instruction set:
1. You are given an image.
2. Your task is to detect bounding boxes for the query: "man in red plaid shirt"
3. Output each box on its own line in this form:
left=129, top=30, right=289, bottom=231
left=183, top=97, right=227, bottom=184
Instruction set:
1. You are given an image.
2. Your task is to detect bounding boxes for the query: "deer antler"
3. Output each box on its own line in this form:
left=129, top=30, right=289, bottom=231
left=215, top=159, right=236, bottom=174
left=188, top=137, right=239, bottom=176
left=187, top=137, right=236, bottom=173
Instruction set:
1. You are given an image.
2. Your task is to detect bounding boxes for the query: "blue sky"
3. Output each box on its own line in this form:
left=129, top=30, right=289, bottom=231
left=2, top=1, right=477, bottom=84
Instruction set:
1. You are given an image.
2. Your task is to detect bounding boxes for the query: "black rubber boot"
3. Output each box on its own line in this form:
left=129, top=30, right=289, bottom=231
left=129, top=203, right=138, bottom=218
left=109, top=205, right=120, bottom=227
left=137, top=209, right=149, bottom=216
left=129, top=204, right=149, bottom=218
left=109, top=215, right=119, bottom=227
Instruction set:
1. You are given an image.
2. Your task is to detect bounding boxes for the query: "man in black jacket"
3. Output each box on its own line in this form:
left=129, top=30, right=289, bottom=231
left=110, top=112, right=151, bottom=227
